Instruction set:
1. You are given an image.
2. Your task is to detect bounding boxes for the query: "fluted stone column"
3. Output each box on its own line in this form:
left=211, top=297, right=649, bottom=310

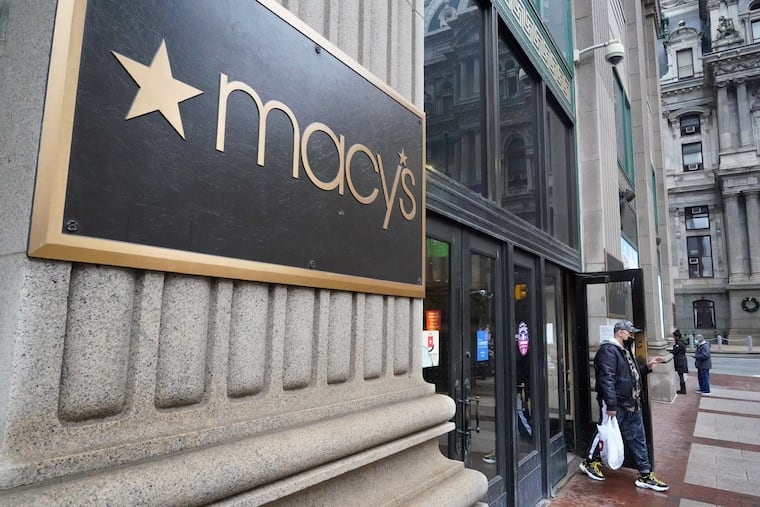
left=717, top=83, right=732, bottom=151
left=746, top=192, right=760, bottom=280
left=737, top=81, right=752, bottom=147
left=724, top=193, right=749, bottom=282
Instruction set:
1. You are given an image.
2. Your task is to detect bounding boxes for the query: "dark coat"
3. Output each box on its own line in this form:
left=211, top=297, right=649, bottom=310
left=594, top=341, right=650, bottom=413
left=670, top=338, right=689, bottom=373
left=694, top=341, right=712, bottom=370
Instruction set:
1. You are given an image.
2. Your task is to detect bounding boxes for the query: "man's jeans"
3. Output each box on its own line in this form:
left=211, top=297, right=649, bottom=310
left=589, top=408, right=651, bottom=474
left=697, top=368, right=711, bottom=393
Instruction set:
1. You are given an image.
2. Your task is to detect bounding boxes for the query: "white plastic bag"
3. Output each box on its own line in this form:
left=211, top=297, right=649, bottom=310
left=597, top=413, right=624, bottom=470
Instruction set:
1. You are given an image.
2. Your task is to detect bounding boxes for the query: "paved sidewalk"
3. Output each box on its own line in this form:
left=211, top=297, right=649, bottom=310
left=550, top=373, right=760, bottom=507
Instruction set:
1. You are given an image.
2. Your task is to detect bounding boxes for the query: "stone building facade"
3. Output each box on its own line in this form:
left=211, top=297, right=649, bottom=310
left=0, top=0, right=675, bottom=505
left=660, top=0, right=760, bottom=344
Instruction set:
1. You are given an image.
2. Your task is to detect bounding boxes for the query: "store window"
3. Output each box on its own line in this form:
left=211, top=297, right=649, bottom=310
left=682, top=142, right=703, bottom=171
left=423, top=1, right=486, bottom=195
left=546, top=102, right=575, bottom=246
left=498, top=33, right=539, bottom=227
left=677, top=49, right=694, bottom=78
left=685, top=206, right=709, bottom=230
left=687, top=235, right=713, bottom=278
left=539, top=0, right=571, bottom=61
left=693, top=300, right=716, bottom=329
left=424, top=2, right=577, bottom=248
left=679, top=115, right=700, bottom=136
left=614, top=74, right=634, bottom=184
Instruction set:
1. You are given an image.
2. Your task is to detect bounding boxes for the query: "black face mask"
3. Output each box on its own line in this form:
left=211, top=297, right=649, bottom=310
left=623, top=337, right=635, bottom=348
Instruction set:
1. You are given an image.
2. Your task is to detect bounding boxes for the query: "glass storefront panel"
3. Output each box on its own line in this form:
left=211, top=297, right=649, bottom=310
left=423, top=238, right=452, bottom=457
left=423, top=228, right=503, bottom=497
left=544, top=272, right=561, bottom=436
left=469, top=251, right=497, bottom=479
left=513, top=262, right=537, bottom=460
left=498, top=34, right=539, bottom=227
left=546, top=103, right=575, bottom=246
left=539, top=0, right=571, bottom=61
left=424, top=1, right=486, bottom=196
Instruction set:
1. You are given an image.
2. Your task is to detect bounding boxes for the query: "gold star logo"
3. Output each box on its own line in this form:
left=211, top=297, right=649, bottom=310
left=113, top=40, right=203, bottom=139
left=398, top=149, right=408, bottom=166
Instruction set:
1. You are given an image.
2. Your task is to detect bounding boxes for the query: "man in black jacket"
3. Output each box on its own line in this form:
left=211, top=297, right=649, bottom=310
left=580, top=320, right=669, bottom=491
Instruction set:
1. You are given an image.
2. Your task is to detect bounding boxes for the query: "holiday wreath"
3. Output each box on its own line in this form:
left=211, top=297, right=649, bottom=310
left=741, top=296, right=760, bottom=313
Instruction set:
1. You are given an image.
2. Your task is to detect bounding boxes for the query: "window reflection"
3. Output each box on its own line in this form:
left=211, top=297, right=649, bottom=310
left=424, top=1, right=486, bottom=195
left=545, top=274, right=561, bottom=436
left=514, top=263, right=536, bottom=460
left=470, top=252, right=498, bottom=480
left=547, top=104, right=574, bottom=246
left=540, top=0, right=571, bottom=60
left=498, top=36, right=538, bottom=226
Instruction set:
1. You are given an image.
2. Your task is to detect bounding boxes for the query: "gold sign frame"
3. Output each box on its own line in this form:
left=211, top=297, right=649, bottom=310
left=29, top=0, right=426, bottom=298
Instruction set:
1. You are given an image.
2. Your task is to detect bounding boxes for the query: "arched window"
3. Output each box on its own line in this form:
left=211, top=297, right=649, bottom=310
left=693, top=300, right=716, bottom=329
left=751, top=1, right=760, bottom=42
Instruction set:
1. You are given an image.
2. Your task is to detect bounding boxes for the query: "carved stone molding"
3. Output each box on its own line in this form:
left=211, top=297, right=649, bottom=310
left=751, top=88, right=760, bottom=111
left=662, top=0, right=694, bottom=8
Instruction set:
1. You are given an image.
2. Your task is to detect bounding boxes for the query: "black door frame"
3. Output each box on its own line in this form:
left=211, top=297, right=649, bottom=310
left=573, top=268, right=655, bottom=469
left=511, top=249, right=544, bottom=507
left=426, top=217, right=507, bottom=504
left=541, top=262, right=569, bottom=489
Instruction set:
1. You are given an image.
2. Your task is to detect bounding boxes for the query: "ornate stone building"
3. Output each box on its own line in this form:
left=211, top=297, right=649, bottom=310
left=660, top=0, right=760, bottom=343
left=0, top=0, right=673, bottom=505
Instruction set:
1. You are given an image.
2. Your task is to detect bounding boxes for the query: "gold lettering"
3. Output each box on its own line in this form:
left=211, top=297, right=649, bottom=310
left=377, top=155, right=402, bottom=230
left=215, top=75, right=418, bottom=230
left=345, top=144, right=379, bottom=205
left=216, top=73, right=300, bottom=177
left=301, top=122, right=345, bottom=194
left=399, top=167, right=416, bottom=221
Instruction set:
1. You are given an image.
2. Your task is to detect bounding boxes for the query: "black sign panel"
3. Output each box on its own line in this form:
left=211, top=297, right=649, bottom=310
left=30, top=0, right=425, bottom=296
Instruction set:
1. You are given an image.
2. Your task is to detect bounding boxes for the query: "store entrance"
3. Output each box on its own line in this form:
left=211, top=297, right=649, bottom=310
left=573, top=268, right=655, bottom=469
left=423, top=219, right=506, bottom=504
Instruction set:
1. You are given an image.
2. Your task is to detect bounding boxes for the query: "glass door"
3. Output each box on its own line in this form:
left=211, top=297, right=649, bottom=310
left=512, top=251, right=542, bottom=507
left=423, top=218, right=505, bottom=504
left=544, top=263, right=568, bottom=486
left=573, top=268, right=655, bottom=470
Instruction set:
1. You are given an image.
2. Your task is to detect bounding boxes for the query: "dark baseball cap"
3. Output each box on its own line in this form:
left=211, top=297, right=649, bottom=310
left=614, top=320, right=640, bottom=333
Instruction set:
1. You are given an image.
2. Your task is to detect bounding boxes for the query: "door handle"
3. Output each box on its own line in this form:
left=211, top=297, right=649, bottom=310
left=472, top=395, right=480, bottom=433
left=457, top=396, right=480, bottom=433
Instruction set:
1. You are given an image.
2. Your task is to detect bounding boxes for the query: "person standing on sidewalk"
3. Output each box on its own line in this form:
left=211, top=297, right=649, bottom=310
left=580, top=320, right=669, bottom=492
left=669, top=329, right=688, bottom=394
left=694, top=334, right=712, bottom=394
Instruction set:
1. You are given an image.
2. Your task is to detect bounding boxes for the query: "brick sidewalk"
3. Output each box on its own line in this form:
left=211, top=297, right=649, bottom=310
left=550, top=373, right=760, bottom=507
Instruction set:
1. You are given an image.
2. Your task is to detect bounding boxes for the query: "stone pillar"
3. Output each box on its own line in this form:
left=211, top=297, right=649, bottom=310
left=724, top=193, right=749, bottom=282
left=717, top=83, right=732, bottom=151
left=737, top=81, right=752, bottom=147
left=746, top=192, right=760, bottom=280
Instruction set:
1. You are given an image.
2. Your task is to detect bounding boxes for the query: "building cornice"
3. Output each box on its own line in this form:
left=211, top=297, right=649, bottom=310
left=662, top=0, right=699, bottom=9
left=704, top=45, right=760, bottom=84
left=662, top=104, right=713, bottom=121
left=660, top=78, right=707, bottom=98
